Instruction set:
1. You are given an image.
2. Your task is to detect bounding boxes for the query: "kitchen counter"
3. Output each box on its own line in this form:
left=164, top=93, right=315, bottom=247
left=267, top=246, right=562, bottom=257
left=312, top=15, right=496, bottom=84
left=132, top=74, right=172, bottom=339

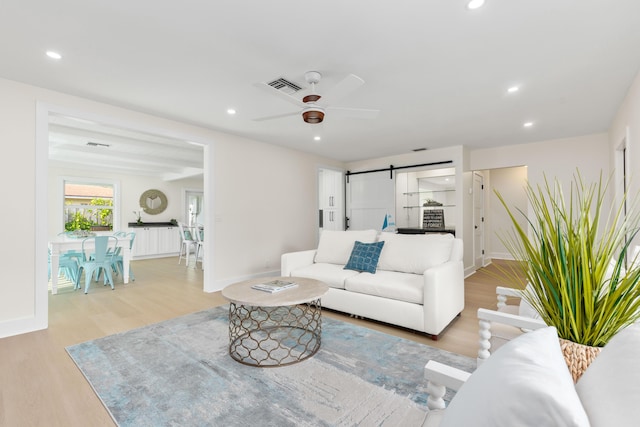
left=127, top=222, right=177, bottom=228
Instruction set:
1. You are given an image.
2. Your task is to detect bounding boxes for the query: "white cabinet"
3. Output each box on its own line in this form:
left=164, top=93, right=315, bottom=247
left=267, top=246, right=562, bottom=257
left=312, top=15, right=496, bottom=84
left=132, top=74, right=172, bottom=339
left=319, top=169, right=344, bottom=230
left=157, top=227, right=181, bottom=254
left=129, top=226, right=180, bottom=259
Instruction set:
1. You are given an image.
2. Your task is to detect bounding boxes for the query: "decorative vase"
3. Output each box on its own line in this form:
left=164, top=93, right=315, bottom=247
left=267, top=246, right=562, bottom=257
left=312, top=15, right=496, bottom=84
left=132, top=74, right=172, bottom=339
left=559, top=338, right=602, bottom=383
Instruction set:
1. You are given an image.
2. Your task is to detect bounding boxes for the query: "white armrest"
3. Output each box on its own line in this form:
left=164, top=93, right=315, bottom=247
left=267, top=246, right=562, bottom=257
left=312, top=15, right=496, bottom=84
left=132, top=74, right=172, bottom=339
left=423, top=260, right=464, bottom=335
left=477, top=308, right=546, bottom=330
left=477, top=308, right=546, bottom=364
left=496, top=286, right=524, bottom=309
left=280, top=250, right=316, bottom=276
left=424, top=360, right=471, bottom=410
left=496, top=286, right=524, bottom=298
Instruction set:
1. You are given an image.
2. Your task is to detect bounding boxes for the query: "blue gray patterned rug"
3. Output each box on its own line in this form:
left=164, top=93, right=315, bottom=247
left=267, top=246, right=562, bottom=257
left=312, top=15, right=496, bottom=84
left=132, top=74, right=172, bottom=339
left=66, top=306, right=475, bottom=426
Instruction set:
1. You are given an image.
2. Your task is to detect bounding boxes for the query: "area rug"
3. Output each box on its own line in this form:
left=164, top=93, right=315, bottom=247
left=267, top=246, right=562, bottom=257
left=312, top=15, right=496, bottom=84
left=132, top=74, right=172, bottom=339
left=66, top=306, right=475, bottom=426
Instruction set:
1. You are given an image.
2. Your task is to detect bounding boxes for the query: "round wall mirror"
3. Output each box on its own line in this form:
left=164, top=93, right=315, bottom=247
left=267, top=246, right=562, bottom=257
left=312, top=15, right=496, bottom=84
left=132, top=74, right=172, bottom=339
left=140, top=189, right=168, bottom=215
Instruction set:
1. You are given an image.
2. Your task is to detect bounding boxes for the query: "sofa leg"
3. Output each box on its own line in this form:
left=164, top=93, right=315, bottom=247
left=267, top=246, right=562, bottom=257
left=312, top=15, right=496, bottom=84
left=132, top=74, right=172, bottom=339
left=430, top=334, right=439, bottom=341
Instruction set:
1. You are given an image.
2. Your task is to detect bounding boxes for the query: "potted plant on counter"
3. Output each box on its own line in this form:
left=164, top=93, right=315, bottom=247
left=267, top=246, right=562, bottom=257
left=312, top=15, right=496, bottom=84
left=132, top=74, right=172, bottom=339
left=495, top=171, right=640, bottom=381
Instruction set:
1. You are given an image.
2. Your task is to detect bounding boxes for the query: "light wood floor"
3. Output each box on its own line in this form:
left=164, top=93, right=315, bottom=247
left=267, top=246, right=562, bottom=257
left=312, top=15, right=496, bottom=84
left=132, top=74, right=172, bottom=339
left=0, top=257, right=514, bottom=426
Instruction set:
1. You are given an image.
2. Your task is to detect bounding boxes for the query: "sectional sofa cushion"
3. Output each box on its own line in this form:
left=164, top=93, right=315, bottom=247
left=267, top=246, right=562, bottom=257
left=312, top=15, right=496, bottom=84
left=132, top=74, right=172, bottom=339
left=376, top=232, right=454, bottom=274
left=575, top=322, right=640, bottom=427
left=344, top=270, right=424, bottom=304
left=344, top=241, right=385, bottom=274
left=314, top=229, right=378, bottom=265
left=289, top=262, right=360, bottom=289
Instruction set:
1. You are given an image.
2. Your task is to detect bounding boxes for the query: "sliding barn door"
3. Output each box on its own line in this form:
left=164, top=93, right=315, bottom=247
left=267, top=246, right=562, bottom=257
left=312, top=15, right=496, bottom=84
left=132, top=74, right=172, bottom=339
left=346, top=171, right=395, bottom=231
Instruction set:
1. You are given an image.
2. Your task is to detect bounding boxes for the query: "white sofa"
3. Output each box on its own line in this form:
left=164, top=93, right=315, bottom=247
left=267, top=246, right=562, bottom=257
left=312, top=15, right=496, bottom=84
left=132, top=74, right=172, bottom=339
left=423, top=323, right=640, bottom=426
left=281, top=229, right=464, bottom=339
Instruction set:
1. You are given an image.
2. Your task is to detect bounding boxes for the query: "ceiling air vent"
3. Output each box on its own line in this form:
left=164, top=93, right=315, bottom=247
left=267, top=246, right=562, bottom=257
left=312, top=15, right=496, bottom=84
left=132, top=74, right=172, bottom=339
left=412, top=147, right=428, bottom=152
left=87, top=141, right=111, bottom=148
left=267, top=77, right=303, bottom=95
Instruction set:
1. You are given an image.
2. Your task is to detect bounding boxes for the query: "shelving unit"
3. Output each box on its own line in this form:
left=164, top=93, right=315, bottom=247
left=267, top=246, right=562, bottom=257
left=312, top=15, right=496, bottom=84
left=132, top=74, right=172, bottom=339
left=396, top=168, right=456, bottom=234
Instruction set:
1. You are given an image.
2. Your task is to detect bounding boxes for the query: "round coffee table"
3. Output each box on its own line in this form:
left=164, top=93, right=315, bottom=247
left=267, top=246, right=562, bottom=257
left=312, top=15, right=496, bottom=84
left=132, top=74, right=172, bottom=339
left=221, top=276, right=329, bottom=367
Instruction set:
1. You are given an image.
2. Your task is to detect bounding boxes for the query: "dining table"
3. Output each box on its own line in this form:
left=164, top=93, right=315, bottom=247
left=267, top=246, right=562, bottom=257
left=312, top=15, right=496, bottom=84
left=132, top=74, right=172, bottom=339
left=49, top=232, right=132, bottom=295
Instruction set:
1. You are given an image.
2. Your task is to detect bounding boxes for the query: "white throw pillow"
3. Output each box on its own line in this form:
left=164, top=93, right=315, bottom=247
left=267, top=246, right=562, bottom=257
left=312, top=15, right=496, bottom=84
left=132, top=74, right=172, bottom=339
left=575, top=322, right=640, bottom=427
left=440, top=327, right=590, bottom=427
left=314, top=229, right=378, bottom=265
left=376, top=232, right=454, bottom=274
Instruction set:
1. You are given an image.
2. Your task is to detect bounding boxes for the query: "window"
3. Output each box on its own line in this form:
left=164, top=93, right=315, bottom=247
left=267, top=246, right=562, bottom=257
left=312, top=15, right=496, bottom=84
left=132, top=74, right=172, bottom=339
left=64, top=180, right=115, bottom=231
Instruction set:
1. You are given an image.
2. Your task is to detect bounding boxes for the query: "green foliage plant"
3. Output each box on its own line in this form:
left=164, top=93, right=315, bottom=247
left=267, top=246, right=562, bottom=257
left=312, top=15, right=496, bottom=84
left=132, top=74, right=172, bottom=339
left=89, top=198, right=113, bottom=226
left=495, top=171, right=640, bottom=347
left=65, top=211, right=92, bottom=231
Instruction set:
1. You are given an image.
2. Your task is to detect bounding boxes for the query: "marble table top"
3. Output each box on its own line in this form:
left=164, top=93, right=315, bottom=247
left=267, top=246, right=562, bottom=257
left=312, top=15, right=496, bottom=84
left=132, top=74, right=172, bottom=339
left=221, top=276, right=329, bottom=307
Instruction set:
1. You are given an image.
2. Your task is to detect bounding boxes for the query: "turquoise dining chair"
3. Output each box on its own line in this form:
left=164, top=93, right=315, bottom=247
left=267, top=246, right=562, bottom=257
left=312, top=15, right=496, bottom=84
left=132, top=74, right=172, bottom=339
left=48, top=248, right=81, bottom=284
left=75, top=236, right=118, bottom=294
left=95, top=231, right=129, bottom=282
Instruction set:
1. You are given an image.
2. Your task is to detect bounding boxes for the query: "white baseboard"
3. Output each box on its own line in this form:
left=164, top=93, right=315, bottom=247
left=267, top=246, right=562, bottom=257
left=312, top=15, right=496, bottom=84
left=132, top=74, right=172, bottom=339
left=0, top=315, right=47, bottom=340
left=489, top=252, right=515, bottom=261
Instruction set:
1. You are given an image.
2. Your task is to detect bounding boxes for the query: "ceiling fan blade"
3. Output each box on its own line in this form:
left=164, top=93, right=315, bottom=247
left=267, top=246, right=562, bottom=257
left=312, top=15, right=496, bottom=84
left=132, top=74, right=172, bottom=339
left=253, top=111, right=300, bottom=122
left=321, top=74, right=365, bottom=105
left=327, top=106, right=380, bottom=119
left=253, top=82, right=306, bottom=108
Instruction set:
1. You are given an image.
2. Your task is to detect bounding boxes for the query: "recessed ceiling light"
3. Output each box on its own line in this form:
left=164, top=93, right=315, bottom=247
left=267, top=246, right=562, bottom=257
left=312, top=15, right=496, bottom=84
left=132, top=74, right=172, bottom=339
left=467, top=0, right=485, bottom=10
left=46, top=51, right=62, bottom=60
left=313, top=136, right=321, bottom=141
left=523, top=121, right=534, bottom=128
left=226, top=108, right=236, bottom=115
left=507, top=86, right=519, bottom=93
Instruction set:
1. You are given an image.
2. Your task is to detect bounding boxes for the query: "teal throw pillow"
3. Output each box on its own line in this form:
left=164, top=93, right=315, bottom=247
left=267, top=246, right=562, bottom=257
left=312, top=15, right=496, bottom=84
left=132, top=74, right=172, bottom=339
left=344, top=241, right=385, bottom=274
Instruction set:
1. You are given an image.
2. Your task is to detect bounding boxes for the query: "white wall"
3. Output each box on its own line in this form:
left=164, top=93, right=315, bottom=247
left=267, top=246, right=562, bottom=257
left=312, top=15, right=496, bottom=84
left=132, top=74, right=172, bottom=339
left=0, top=77, right=343, bottom=338
left=484, top=167, right=528, bottom=260
left=470, top=134, right=610, bottom=267
left=470, top=133, right=609, bottom=188
left=609, top=70, right=640, bottom=250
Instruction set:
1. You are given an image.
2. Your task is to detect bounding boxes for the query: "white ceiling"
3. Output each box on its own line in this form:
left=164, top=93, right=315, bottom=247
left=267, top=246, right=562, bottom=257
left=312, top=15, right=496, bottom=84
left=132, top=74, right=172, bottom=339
left=2, top=0, right=640, bottom=171
left=48, top=113, right=204, bottom=181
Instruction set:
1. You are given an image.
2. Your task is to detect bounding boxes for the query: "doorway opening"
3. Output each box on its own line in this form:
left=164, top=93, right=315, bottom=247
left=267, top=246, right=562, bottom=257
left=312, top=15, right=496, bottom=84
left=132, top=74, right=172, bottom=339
left=36, top=102, right=215, bottom=332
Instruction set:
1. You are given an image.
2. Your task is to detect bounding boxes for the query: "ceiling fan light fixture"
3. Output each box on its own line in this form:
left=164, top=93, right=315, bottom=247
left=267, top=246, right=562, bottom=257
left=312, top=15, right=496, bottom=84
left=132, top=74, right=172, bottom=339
left=303, top=94, right=322, bottom=103
left=302, top=107, right=325, bottom=124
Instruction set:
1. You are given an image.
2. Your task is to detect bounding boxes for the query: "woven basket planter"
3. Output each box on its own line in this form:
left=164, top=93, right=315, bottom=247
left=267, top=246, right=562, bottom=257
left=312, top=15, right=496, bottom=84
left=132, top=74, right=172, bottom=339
left=559, top=338, right=602, bottom=383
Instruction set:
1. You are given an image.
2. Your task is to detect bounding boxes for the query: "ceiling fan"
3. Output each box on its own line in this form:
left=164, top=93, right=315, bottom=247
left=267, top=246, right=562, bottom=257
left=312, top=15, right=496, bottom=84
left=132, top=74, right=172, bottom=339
left=254, top=71, right=379, bottom=124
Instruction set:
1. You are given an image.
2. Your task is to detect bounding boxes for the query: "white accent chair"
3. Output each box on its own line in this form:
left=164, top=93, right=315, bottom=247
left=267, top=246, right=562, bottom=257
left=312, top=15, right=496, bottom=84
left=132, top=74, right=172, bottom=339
left=476, top=286, right=546, bottom=365
left=423, top=324, right=640, bottom=426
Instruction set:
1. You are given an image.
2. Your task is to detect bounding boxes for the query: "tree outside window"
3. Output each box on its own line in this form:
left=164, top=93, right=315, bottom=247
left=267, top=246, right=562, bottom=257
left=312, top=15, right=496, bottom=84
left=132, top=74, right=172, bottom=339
left=64, top=182, right=114, bottom=231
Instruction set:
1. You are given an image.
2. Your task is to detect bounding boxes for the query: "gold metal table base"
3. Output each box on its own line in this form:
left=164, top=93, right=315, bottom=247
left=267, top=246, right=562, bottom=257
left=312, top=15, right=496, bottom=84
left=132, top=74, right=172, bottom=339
left=227, top=300, right=322, bottom=367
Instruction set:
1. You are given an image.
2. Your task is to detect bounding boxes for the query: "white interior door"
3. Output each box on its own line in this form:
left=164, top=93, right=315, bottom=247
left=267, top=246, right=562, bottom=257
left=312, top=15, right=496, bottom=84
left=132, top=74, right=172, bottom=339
left=346, top=171, right=395, bottom=231
left=473, top=172, right=485, bottom=268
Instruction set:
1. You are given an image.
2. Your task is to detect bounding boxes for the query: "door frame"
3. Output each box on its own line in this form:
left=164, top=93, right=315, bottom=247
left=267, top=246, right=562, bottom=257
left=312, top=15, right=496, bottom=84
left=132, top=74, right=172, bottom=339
left=473, top=171, right=485, bottom=269
left=34, top=102, right=215, bottom=334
